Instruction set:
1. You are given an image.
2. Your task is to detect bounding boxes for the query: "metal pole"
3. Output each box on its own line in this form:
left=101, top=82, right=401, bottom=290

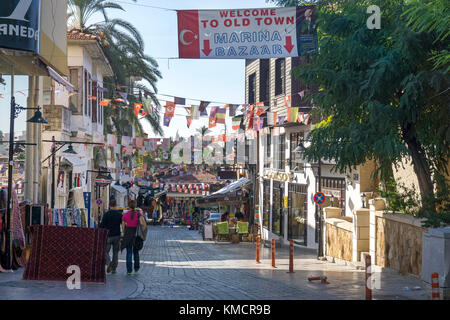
left=51, top=136, right=55, bottom=209
left=5, top=69, right=15, bottom=270
left=318, top=158, right=323, bottom=258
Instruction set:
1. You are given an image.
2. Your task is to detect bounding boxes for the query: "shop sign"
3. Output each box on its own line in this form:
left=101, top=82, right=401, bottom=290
left=95, top=175, right=112, bottom=186
left=0, top=0, right=41, bottom=53
left=264, top=170, right=292, bottom=182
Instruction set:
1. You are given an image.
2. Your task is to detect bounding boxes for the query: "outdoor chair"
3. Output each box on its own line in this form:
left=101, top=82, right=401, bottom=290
left=216, top=221, right=230, bottom=242
left=237, top=221, right=249, bottom=241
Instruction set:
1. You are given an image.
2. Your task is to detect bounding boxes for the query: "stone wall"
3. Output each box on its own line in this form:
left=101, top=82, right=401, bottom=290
left=326, top=218, right=353, bottom=262
left=374, top=211, right=426, bottom=276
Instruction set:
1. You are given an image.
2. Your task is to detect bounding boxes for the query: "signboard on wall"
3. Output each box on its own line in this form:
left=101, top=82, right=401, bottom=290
left=177, top=5, right=317, bottom=59
left=0, top=0, right=41, bottom=53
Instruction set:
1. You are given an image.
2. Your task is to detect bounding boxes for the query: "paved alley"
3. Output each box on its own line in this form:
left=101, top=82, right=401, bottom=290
left=0, top=225, right=431, bottom=300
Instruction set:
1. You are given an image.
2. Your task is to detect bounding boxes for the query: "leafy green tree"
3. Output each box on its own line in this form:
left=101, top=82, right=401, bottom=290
left=270, top=0, right=449, bottom=215
left=68, top=0, right=163, bottom=137
left=403, top=0, right=449, bottom=74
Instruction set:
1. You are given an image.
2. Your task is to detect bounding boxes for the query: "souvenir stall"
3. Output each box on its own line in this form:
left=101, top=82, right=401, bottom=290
left=0, top=185, right=28, bottom=272
left=196, top=178, right=254, bottom=241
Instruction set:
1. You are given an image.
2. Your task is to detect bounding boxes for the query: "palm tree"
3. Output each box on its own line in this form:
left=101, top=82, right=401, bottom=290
left=67, top=0, right=163, bottom=136
left=196, top=126, right=211, bottom=164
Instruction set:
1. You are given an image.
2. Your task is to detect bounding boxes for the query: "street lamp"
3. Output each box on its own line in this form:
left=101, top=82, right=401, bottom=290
left=4, top=95, right=47, bottom=270
left=63, top=144, right=77, bottom=154
left=41, top=139, right=103, bottom=209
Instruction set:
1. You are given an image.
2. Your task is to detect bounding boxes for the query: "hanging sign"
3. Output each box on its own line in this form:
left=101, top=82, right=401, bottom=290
left=0, top=0, right=41, bottom=53
left=177, top=6, right=317, bottom=59
left=95, top=175, right=112, bottom=186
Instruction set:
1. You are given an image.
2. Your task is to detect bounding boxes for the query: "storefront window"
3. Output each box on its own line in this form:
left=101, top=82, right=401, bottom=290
left=272, top=181, right=284, bottom=236
left=288, top=184, right=307, bottom=245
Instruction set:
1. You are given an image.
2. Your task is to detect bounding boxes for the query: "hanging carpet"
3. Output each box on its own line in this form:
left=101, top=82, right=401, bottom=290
left=23, top=225, right=108, bottom=283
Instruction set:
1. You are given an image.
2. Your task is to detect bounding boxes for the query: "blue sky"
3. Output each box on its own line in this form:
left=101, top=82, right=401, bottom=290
left=0, top=0, right=276, bottom=139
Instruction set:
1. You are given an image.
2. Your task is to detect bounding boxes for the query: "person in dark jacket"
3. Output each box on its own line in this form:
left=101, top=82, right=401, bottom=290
left=99, top=199, right=123, bottom=274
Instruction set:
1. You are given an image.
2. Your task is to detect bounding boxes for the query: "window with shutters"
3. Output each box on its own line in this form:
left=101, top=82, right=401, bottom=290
left=92, top=81, right=97, bottom=122
left=68, top=68, right=79, bottom=113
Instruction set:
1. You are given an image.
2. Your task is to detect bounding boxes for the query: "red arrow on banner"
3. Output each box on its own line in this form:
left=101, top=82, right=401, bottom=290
left=202, top=40, right=212, bottom=56
left=284, top=36, right=294, bottom=53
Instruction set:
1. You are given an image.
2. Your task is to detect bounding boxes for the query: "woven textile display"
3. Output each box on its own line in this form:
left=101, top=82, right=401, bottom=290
left=23, top=225, right=108, bottom=283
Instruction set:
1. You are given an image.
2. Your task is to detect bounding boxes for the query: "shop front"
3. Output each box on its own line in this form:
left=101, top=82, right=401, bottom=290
left=288, top=183, right=308, bottom=246
left=272, top=180, right=284, bottom=237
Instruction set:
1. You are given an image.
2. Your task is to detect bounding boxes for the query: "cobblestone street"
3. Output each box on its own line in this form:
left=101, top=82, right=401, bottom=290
left=0, top=226, right=431, bottom=300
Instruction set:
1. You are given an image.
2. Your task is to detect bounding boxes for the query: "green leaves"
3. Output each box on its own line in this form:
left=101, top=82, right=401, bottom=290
left=290, top=0, right=449, bottom=203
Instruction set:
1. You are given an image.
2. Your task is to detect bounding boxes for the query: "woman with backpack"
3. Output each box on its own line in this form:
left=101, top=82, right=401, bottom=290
left=121, top=200, right=146, bottom=275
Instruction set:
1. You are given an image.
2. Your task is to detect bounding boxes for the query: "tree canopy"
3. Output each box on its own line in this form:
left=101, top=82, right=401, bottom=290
left=270, top=0, right=449, bottom=215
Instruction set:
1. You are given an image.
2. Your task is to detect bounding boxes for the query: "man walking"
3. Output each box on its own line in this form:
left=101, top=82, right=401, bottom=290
left=99, top=199, right=123, bottom=274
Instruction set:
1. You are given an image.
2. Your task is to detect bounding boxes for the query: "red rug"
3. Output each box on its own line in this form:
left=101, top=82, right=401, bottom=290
left=23, top=225, right=108, bottom=283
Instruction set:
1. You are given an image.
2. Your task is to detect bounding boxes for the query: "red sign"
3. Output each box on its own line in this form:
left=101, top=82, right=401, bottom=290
left=95, top=175, right=112, bottom=186
left=177, top=6, right=318, bottom=59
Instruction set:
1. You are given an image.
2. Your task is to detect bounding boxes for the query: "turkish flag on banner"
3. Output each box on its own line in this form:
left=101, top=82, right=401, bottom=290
left=177, top=10, right=200, bottom=58
left=177, top=7, right=318, bottom=59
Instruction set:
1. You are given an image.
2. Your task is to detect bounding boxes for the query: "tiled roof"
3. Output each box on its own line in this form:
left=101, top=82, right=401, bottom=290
left=67, top=29, right=100, bottom=41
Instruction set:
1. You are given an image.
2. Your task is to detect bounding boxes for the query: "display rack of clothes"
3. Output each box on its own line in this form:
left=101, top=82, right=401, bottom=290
left=51, top=208, right=88, bottom=227
left=0, top=186, right=27, bottom=271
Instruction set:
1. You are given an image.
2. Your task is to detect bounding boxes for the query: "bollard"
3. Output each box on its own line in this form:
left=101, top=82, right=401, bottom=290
left=256, top=236, right=260, bottom=264
left=431, top=273, right=440, bottom=300
left=365, top=254, right=372, bottom=300
left=287, top=240, right=294, bottom=273
left=271, top=238, right=276, bottom=268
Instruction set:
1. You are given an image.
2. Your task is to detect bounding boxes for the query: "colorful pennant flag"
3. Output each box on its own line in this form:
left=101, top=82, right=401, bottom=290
left=284, top=95, right=291, bottom=108
left=256, top=107, right=267, bottom=117
left=191, top=105, right=200, bottom=120
left=267, top=112, right=278, bottom=126
left=287, top=107, right=298, bottom=122
left=174, top=97, right=186, bottom=105
left=216, top=107, right=226, bottom=124
left=99, top=99, right=111, bottom=106
left=134, top=103, right=142, bottom=116
left=199, top=101, right=209, bottom=116
left=232, top=116, right=242, bottom=130
left=208, top=106, right=218, bottom=128
left=117, top=92, right=128, bottom=100
left=246, top=105, right=255, bottom=130
left=228, top=104, right=238, bottom=117
left=253, top=117, right=264, bottom=131
left=163, top=115, right=172, bottom=127
left=298, top=90, right=305, bottom=99
left=186, top=116, right=192, bottom=128
left=164, top=101, right=175, bottom=117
